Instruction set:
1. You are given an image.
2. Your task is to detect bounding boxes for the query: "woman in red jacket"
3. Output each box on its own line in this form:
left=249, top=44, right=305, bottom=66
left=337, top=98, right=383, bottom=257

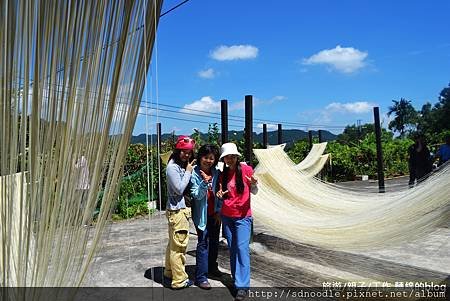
left=216, top=142, right=258, bottom=301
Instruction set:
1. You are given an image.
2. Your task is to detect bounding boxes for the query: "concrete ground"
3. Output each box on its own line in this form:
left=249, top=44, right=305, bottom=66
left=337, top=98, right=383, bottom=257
left=81, top=177, right=450, bottom=300
left=334, top=175, right=410, bottom=192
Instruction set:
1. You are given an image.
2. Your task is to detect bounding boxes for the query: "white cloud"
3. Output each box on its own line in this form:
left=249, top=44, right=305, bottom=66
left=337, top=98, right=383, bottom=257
left=267, top=95, right=286, bottom=104
left=313, top=111, right=333, bottom=125
left=138, top=107, right=157, bottom=115
left=229, top=95, right=286, bottom=111
left=294, top=101, right=377, bottom=133
left=254, top=96, right=281, bottom=106
left=210, top=45, right=259, bottom=61
left=198, top=68, right=216, bottom=79
left=325, top=101, right=375, bottom=114
left=181, top=96, right=221, bottom=116
left=302, top=45, right=368, bottom=73
left=257, top=123, right=278, bottom=130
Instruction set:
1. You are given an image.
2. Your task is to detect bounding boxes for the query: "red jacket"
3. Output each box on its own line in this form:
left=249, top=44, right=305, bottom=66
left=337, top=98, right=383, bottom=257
left=220, top=163, right=255, bottom=218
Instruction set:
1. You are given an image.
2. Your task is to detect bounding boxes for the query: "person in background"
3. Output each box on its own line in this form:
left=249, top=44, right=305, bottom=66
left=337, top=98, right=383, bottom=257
left=408, top=135, right=432, bottom=187
left=190, top=144, right=222, bottom=290
left=75, top=153, right=90, bottom=226
left=164, top=136, right=196, bottom=289
left=216, top=142, right=258, bottom=301
left=435, top=134, right=450, bottom=167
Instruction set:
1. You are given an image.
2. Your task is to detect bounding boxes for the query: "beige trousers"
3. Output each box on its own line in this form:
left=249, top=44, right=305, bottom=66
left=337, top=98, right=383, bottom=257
left=164, top=208, right=191, bottom=288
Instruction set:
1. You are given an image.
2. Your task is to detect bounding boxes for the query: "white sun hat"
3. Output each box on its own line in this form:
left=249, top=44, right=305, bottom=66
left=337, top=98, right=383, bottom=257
left=219, top=142, right=241, bottom=160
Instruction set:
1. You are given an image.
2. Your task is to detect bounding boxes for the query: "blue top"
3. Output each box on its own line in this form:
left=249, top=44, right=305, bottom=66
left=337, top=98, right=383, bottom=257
left=437, top=144, right=450, bottom=163
left=166, top=159, right=192, bottom=210
left=190, top=165, right=222, bottom=231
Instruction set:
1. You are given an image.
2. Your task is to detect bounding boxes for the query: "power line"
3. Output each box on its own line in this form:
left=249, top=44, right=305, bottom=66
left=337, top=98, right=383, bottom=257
left=160, top=0, right=191, bottom=17
left=138, top=102, right=246, bottom=124
left=141, top=101, right=241, bottom=119
left=140, top=100, right=346, bottom=129
left=139, top=103, right=346, bottom=130
left=137, top=104, right=243, bottom=129
left=19, top=81, right=345, bottom=130
left=139, top=114, right=243, bottom=130
left=137, top=106, right=343, bottom=132
left=141, top=100, right=346, bottom=128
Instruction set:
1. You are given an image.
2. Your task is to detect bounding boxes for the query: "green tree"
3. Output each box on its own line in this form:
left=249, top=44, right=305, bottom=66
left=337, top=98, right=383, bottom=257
left=287, top=129, right=409, bottom=181
left=434, top=83, right=450, bottom=131
left=206, top=123, right=220, bottom=146
left=124, top=143, right=148, bottom=175
left=105, top=143, right=166, bottom=219
left=415, top=83, right=450, bottom=143
left=286, top=139, right=311, bottom=163
left=191, top=128, right=203, bottom=151
left=161, top=130, right=176, bottom=153
left=337, top=123, right=375, bottom=145
left=416, top=102, right=438, bottom=141
left=387, top=98, right=418, bottom=137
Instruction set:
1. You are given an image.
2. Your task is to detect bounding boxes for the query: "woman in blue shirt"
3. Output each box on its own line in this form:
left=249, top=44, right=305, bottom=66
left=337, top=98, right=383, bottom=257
left=190, top=144, right=222, bottom=289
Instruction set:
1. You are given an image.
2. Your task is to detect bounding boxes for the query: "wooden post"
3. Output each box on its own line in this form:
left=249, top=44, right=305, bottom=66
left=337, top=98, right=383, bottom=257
left=245, top=95, right=254, bottom=242
left=263, top=124, right=268, bottom=149
left=221, top=99, right=228, bottom=145
left=244, top=95, right=253, bottom=164
left=277, top=124, right=282, bottom=145
left=318, top=130, right=323, bottom=143
left=373, top=107, right=385, bottom=193
left=308, top=130, right=313, bottom=149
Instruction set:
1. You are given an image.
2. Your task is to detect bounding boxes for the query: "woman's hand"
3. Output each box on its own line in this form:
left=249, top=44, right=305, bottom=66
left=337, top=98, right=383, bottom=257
left=216, top=183, right=228, bottom=199
left=186, top=159, right=196, bottom=173
left=245, top=175, right=258, bottom=186
left=200, top=170, right=212, bottom=183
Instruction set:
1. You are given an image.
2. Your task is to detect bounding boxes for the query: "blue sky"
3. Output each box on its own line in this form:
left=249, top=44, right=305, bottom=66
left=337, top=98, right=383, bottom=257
left=134, top=0, right=450, bottom=135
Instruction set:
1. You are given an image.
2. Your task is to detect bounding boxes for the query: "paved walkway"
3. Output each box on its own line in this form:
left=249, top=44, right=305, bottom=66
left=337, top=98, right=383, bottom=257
left=81, top=178, right=449, bottom=300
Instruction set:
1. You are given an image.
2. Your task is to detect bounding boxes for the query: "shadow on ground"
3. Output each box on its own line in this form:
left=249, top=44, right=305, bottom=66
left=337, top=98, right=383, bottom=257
left=251, top=233, right=449, bottom=286
left=143, top=265, right=236, bottom=300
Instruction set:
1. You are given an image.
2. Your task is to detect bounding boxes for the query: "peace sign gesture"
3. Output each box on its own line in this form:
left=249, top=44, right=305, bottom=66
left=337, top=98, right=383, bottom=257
left=200, top=170, right=212, bottom=183
left=245, top=174, right=258, bottom=186
left=186, top=159, right=196, bottom=172
left=216, top=183, right=229, bottom=199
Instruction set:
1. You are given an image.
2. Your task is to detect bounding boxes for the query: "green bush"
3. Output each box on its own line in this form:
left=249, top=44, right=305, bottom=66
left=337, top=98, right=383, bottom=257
left=286, top=139, right=311, bottom=164
left=326, top=142, right=358, bottom=181
left=287, top=134, right=413, bottom=181
left=106, top=143, right=166, bottom=220
left=117, top=194, right=150, bottom=219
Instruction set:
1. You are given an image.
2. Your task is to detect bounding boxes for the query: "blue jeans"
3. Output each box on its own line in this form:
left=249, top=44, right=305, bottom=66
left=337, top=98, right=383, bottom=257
left=221, top=215, right=252, bottom=290
left=195, top=215, right=221, bottom=283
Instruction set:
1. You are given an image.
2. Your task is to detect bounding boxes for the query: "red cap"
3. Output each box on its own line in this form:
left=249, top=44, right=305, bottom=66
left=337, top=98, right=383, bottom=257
left=175, top=136, right=195, bottom=150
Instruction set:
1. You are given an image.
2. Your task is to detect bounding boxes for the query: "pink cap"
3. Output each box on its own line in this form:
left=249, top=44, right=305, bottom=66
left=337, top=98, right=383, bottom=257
left=175, top=136, right=195, bottom=150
